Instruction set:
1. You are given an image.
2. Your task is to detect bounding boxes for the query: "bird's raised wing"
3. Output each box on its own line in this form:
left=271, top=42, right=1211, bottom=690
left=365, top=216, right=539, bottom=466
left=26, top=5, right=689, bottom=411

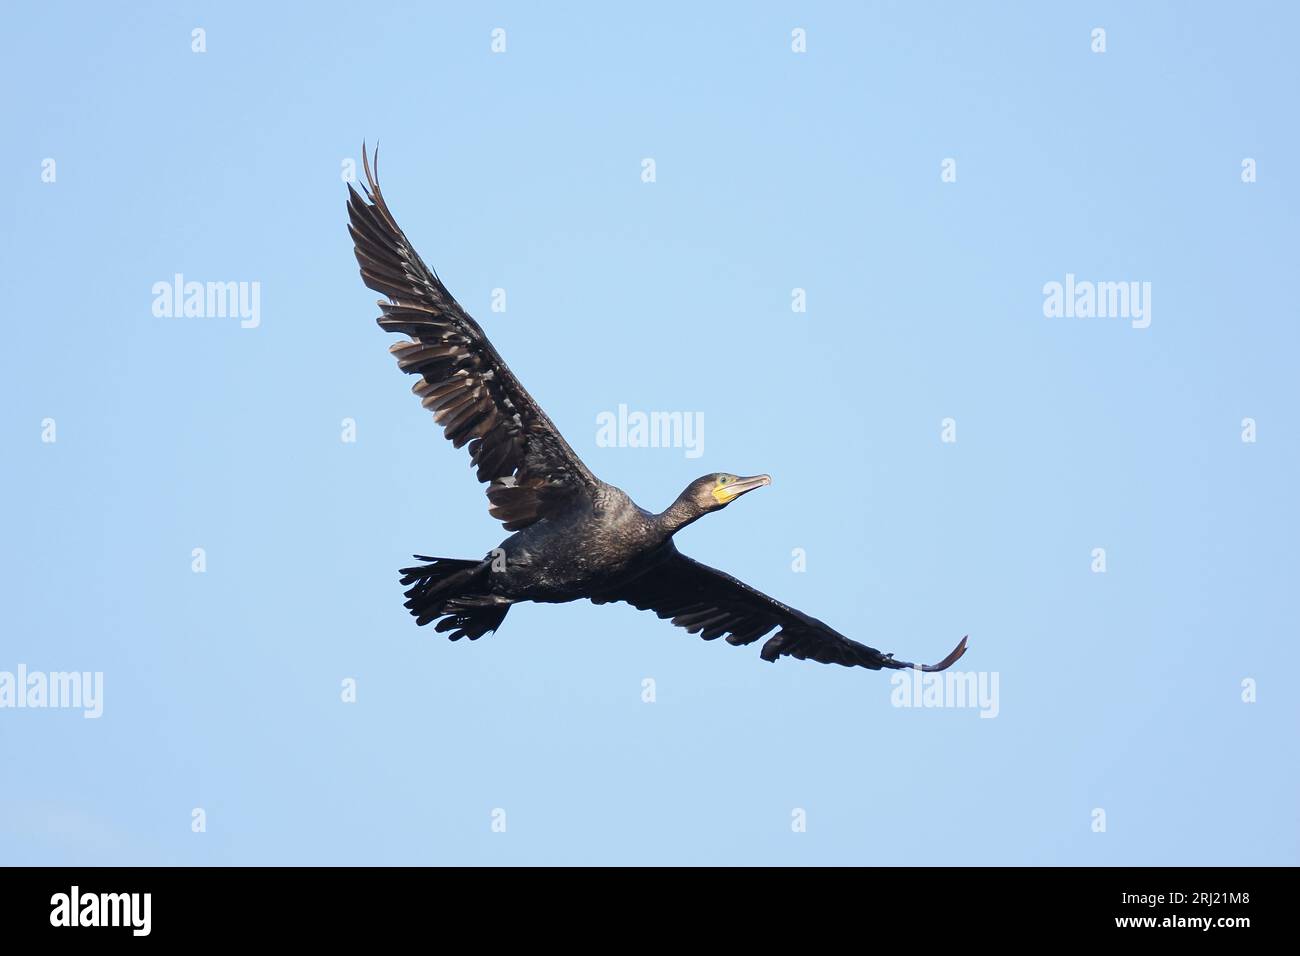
left=347, top=146, right=599, bottom=530
left=592, top=550, right=968, bottom=672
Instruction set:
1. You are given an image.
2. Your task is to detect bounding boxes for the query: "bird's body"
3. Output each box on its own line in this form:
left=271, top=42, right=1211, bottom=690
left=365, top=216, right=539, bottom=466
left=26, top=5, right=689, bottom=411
left=348, top=147, right=967, bottom=675
left=489, top=483, right=665, bottom=603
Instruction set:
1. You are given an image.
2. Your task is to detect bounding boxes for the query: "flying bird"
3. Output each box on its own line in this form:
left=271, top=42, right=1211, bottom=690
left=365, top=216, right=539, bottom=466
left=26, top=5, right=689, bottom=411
left=347, top=147, right=968, bottom=674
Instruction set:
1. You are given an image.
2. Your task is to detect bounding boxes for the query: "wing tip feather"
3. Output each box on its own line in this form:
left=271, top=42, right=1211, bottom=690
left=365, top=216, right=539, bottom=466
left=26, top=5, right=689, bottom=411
left=920, top=635, right=969, bottom=673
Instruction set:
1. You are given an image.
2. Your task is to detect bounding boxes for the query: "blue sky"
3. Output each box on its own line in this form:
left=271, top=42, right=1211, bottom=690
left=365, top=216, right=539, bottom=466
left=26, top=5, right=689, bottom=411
left=1, top=1, right=1296, bottom=865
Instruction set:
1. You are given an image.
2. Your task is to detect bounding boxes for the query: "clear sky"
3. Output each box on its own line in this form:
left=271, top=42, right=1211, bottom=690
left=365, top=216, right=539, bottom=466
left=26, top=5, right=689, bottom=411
left=2, top=1, right=1296, bottom=865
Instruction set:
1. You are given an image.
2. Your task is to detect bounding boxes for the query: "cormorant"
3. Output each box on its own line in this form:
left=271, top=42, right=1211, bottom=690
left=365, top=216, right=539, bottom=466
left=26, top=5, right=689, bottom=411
left=347, top=148, right=968, bottom=675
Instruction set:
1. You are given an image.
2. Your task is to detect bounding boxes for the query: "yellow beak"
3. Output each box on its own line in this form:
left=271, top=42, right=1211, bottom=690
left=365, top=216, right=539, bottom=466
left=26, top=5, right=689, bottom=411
left=713, top=474, right=771, bottom=505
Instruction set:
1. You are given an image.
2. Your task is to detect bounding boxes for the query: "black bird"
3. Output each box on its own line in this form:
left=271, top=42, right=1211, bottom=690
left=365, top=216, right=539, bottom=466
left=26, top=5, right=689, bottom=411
left=347, top=148, right=968, bottom=675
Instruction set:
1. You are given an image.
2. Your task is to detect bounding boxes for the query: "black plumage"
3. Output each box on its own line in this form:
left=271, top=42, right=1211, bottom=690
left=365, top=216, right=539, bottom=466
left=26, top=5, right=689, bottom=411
left=348, top=146, right=967, bottom=674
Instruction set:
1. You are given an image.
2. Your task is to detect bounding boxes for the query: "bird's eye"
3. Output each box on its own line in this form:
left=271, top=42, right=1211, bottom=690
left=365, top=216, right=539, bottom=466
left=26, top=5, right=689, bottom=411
left=719, top=476, right=730, bottom=485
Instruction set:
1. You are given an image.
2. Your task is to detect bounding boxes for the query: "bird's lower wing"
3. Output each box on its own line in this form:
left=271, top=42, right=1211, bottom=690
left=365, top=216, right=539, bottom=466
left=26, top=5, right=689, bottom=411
left=592, top=551, right=967, bottom=672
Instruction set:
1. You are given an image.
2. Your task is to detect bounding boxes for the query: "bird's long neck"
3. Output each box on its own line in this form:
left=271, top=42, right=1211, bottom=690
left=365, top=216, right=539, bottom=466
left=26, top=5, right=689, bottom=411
left=654, top=494, right=705, bottom=537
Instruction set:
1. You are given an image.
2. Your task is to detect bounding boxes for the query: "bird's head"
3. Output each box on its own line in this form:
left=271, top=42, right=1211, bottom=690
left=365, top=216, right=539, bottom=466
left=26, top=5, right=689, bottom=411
left=659, top=473, right=772, bottom=534
left=689, top=473, right=772, bottom=512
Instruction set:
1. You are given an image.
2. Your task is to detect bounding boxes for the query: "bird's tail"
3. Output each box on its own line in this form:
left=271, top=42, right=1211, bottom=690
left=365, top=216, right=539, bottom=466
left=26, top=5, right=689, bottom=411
left=398, top=555, right=510, bottom=639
